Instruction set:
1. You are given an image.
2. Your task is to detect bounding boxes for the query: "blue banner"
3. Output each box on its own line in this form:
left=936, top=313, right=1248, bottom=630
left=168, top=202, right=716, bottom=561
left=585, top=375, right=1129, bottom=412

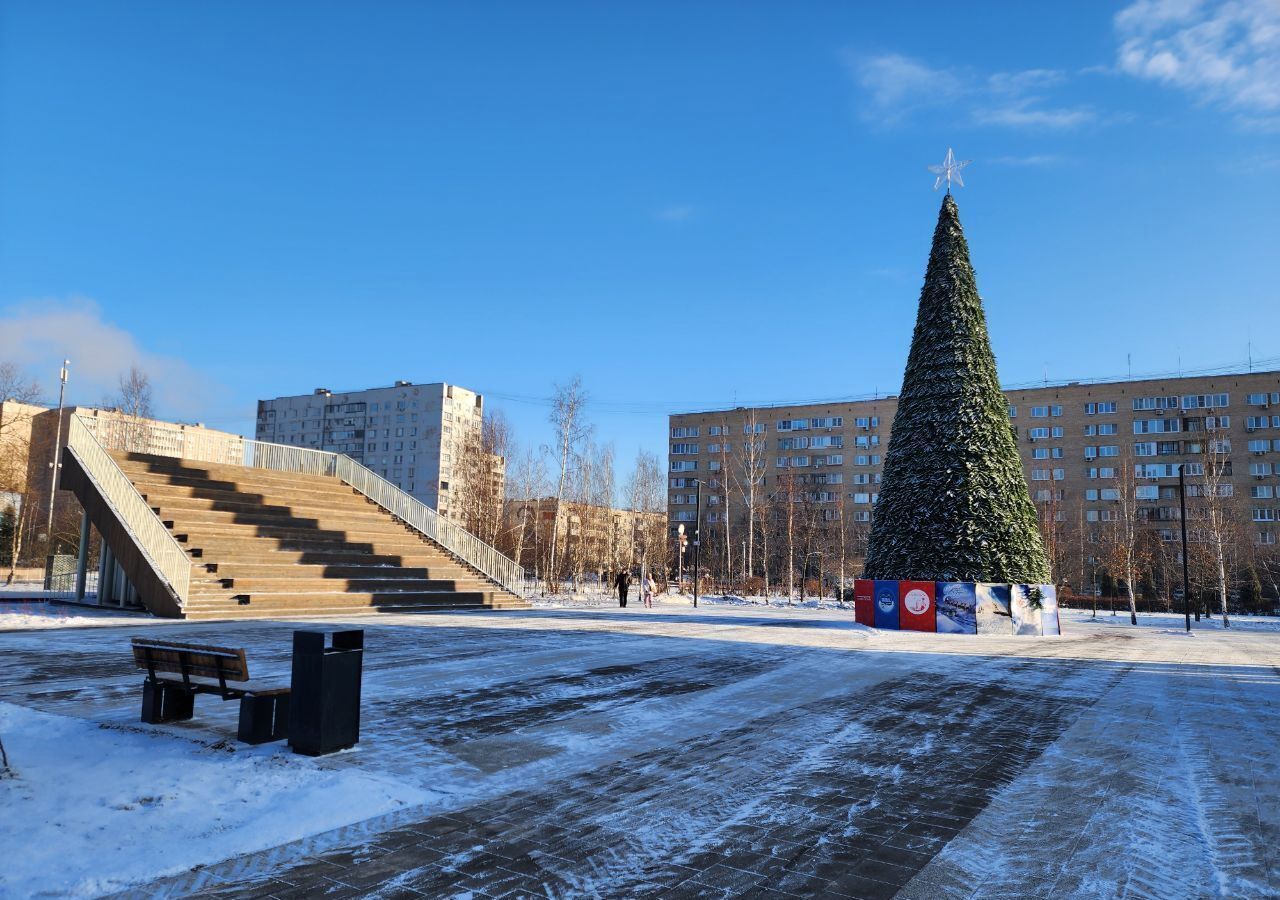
left=936, top=582, right=977, bottom=634
left=873, top=580, right=900, bottom=629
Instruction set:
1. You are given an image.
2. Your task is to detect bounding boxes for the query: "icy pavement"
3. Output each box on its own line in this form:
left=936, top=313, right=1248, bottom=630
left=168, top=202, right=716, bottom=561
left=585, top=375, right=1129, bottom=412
left=0, top=604, right=1277, bottom=898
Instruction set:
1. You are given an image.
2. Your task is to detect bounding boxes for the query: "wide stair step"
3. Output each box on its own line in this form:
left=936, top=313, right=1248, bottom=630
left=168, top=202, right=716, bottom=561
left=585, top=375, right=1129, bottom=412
left=107, top=450, right=528, bottom=619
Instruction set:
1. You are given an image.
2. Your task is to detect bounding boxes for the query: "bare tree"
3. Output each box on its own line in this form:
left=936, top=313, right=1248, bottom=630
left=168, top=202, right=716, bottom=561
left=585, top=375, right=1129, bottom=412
left=626, top=449, right=667, bottom=591
left=107, top=365, right=154, bottom=453
left=592, top=442, right=617, bottom=570
left=505, top=444, right=548, bottom=576
left=114, top=365, right=153, bottom=419
left=455, top=409, right=510, bottom=547
left=0, top=363, right=42, bottom=432
left=1101, top=444, right=1146, bottom=625
left=714, top=429, right=733, bottom=592
left=546, top=376, right=589, bottom=592
left=1256, top=540, right=1280, bottom=609
left=737, top=409, right=767, bottom=582
left=777, top=471, right=798, bottom=604
left=1192, top=431, right=1236, bottom=626
left=0, top=364, right=42, bottom=579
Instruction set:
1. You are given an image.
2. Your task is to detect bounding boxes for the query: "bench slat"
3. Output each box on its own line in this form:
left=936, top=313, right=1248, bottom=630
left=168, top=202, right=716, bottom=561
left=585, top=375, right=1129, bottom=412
left=150, top=673, right=287, bottom=695
left=131, top=638, right=250, bottom=682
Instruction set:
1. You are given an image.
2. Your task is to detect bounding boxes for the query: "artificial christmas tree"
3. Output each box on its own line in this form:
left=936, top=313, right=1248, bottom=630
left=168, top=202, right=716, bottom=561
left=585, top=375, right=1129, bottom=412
left=863, top=193, right=1050, bottom=583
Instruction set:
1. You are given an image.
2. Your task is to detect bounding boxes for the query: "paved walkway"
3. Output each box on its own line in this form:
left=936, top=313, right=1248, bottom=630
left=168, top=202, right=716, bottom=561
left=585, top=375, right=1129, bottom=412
left=2, top=605, right=1278, bottom=898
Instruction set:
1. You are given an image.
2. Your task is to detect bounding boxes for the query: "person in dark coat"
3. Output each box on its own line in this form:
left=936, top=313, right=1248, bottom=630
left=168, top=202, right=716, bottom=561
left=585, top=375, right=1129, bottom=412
left=615, top=570, right=631, bottom=607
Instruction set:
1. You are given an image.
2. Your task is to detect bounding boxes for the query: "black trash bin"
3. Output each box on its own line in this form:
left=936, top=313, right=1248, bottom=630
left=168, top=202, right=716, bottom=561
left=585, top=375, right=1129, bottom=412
left=288, top=628, right=364, bottom=756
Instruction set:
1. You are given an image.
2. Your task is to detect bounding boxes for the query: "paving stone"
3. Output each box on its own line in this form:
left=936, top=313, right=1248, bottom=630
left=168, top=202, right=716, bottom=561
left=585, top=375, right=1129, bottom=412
left=10, top=607, right=1275, bottom=898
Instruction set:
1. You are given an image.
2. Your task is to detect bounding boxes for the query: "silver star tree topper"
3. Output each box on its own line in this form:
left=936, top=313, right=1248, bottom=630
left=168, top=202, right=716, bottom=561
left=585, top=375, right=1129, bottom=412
left=928, top=148, right=971, bottom=193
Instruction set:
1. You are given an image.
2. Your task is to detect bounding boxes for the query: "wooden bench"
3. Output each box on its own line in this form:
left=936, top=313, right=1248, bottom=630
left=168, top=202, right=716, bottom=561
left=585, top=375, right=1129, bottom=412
left=131, top=638, right=290, bottom=745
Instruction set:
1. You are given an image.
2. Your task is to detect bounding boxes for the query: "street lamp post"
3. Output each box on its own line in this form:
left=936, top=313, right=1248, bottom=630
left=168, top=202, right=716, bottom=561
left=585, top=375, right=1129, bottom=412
left=44, top=360, right=70, bottom=547
left=1177, top=463, right=1192, bottom=633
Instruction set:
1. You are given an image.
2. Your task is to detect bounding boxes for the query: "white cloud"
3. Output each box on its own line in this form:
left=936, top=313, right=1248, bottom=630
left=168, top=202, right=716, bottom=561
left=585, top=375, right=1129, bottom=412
left=0, top=298, right=221, bottom=423
left=1115, top=0, right=1280, bottom=114
left=847, top=52, right=1095, bottom=131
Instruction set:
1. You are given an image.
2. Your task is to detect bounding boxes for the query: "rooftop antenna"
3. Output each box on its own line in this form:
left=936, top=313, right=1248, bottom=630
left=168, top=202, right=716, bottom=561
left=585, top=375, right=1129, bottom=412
left=1043, top=365, right=1048, bottom=386
left=1127, top=353, right=1131, bottom=380
left=1248, top=342, right=1253, bottom=373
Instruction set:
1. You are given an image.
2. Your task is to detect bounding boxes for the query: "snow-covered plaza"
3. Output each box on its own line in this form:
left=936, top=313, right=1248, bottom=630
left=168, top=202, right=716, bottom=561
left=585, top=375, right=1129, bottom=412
left=2, top=602, right=1278, bottom=898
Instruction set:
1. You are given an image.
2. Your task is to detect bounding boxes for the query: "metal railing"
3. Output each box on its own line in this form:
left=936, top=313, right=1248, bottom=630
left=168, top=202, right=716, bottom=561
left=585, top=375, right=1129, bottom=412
left=333, top=456, right=524, bottom=593
left=66, top=416, right=192, bottom=605
left=81, top=416, right=524, bottom=596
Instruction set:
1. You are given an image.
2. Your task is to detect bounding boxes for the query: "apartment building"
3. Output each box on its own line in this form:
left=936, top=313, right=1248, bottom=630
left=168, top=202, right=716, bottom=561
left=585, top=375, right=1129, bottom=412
left=255, top=381, right=496, bottom=521
left=503, top=497, right=666, bottom=578
left=667, top=369, right=1280, bottom=579
left=0, top=400, right=242, bottom=555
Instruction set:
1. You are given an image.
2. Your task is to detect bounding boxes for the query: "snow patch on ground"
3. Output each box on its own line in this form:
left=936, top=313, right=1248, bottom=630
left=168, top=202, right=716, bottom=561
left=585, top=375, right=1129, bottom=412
left=1061, top=607, right=1280, bottom=632
left=0, top=601, right=144, bottom=631
left=0, top=702, right=431, bottom=898
left=530, top=589, right=850, bottom=612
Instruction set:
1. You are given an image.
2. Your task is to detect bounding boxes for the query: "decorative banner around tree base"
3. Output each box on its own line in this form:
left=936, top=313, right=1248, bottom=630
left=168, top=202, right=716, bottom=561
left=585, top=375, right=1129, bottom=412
left=852, top=580, right=1060, bottom=636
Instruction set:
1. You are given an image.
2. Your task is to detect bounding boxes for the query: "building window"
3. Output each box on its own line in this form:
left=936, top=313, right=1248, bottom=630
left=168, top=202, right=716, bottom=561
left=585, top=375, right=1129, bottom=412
left=1182, top=393, right=1229, bottom=410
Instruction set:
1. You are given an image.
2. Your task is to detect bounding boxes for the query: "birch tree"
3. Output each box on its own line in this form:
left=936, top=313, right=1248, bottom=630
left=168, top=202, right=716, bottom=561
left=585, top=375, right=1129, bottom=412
left=546, top=376, right=588, bottom=592
left=737, top=409, right=767, bottom=582
left=503, top=444, right=547, bottom=575
left=1193, top=432, right=1235, bottom=627
left=1102, top=444, right=1146, bottom=626
left=626, top=450, right=666, bottom=590
left=714, top=430, right=733, bottom=591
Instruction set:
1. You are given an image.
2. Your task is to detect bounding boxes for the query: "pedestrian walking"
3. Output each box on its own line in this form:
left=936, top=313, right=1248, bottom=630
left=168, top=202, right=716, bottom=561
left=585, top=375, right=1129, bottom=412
left=643, top=575, right=656, bottom=608
left=615, top=570, right=631, bottom=608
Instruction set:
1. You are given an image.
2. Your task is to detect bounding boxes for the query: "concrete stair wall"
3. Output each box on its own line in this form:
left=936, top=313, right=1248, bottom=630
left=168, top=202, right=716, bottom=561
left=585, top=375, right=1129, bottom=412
left=110, top=452, right=528, bottom=620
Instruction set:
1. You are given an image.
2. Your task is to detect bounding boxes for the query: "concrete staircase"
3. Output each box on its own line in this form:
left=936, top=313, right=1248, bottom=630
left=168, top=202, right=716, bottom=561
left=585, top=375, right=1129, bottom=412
left=111, top=452, right=529, bottom=620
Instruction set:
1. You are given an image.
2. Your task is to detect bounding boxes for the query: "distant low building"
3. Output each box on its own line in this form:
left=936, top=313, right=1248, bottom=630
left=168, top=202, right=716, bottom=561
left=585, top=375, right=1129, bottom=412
left=503, top=497, right=665, bottom=582
left=0, top=399, right=241, bottom=557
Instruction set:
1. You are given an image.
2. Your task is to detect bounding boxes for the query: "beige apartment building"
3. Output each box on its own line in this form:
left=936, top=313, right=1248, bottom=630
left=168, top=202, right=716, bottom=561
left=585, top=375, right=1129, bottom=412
left=503, top=497, right=666, bottom=581
left=255, top=381, right=501, bottom=523
left=0, top=400, right=244, bottom=560
left=668, top=369, right=1280, bottom=593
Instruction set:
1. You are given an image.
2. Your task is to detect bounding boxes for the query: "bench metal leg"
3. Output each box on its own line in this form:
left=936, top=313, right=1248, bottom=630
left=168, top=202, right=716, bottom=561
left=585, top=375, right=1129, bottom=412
left=142, top=681, right=194, bottom=724
left=238, top=693, right=290, bottom=744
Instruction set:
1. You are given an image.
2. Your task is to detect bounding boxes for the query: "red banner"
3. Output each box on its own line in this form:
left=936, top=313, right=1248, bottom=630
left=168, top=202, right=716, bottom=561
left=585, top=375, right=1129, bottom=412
left=899, top=581, right=937, bottom=632
left=854, top=579, right=875, bottom=626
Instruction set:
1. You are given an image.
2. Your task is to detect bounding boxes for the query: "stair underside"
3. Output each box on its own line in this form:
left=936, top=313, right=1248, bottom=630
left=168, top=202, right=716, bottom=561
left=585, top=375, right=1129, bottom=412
left=110, top=452, right=528, bottom=620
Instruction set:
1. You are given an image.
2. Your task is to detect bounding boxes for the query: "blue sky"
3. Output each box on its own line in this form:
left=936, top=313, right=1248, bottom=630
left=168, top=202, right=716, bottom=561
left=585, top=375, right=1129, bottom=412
left=2, top=0, right=1277, bottom=475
